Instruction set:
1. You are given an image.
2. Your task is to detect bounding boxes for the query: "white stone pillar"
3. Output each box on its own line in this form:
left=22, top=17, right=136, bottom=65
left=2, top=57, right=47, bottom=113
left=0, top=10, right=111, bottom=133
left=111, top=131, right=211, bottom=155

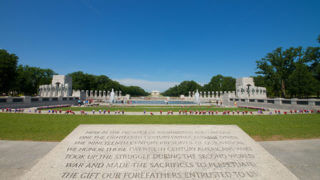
left=43, top=85, right=47, bottom=97
left=49, top=85, right=54, bottom=97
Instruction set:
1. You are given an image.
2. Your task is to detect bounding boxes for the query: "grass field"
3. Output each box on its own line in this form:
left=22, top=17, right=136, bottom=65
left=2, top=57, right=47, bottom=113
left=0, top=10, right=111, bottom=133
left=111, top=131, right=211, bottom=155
left=45, top=105, right=258, bottom=112
left=0, top=113, right=319, bottom=141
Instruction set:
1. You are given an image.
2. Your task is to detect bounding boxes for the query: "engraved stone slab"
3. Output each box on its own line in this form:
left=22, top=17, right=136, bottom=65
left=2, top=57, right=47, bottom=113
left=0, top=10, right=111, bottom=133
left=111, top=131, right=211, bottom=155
left=22, top=125, right=297, bottom=179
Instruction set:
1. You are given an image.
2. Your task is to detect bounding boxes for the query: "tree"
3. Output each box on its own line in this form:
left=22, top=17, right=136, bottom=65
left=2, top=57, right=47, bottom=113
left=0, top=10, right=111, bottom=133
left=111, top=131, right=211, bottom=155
left=124, top=86, right=149, bottom=96
left=303, top=46, right=320, bottom=97
left=15, top=65, right=55, bottom=95
left=203, top=75, right=235, bottom=91
left=0, top=49, right=18, bottom=95
left=162, top=81, right=202, bottom=97
left=288, top=63, right=317, bottom=98
left=256, top=47, right=299, bottom=97
left=68, top=71, right=149, bottom=96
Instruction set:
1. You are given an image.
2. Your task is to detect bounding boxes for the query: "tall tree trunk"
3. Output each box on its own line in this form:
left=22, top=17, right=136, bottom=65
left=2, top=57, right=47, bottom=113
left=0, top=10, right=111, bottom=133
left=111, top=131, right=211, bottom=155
left=281, top=79, right=286, bottom=98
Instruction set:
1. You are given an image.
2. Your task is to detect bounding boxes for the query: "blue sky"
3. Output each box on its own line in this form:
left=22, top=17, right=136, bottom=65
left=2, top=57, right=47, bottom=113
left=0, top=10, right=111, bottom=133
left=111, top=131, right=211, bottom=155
left=1, top=0, right=319, bottom=91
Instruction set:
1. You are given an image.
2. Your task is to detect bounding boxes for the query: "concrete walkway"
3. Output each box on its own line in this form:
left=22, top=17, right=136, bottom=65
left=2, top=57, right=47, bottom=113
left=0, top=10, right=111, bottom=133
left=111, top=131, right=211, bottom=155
left=0, top=139, right=319, bottom=180
left=260, top=139, right=320, bottom=180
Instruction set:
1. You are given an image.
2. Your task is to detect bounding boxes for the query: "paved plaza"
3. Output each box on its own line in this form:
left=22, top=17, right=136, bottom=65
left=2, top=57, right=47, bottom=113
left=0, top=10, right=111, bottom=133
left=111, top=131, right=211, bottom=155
left=0, top=139, right=319, bottom=180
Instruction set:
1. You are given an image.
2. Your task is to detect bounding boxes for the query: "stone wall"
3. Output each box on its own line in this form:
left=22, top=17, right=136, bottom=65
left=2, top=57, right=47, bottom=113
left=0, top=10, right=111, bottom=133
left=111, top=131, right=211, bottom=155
left=226, top=97, right=320, bottom=110
left=0, top=96, right=79, bottom=108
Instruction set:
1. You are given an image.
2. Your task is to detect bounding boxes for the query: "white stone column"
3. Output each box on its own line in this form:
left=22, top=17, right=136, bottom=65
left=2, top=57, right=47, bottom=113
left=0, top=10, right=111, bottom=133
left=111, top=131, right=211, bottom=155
left=61, top=85, right=65, bottom=97
left=65, top=85, right=68, bottom=97
left=49, top=85, right=54, bottom=97
left=58, top=85, right=62, bottom=97
left=43, top=85, right=47, bottom=97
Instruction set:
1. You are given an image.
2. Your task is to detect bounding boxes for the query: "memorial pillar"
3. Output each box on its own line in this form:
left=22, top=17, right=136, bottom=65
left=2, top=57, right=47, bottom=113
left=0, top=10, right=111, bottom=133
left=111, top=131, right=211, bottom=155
left=85, top=90, right=88, bottom=98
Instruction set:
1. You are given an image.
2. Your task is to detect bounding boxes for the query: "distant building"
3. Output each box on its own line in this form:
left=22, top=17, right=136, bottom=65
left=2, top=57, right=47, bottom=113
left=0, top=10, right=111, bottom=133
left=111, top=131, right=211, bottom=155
left=235, top=77, right=266, bottom=99
left=151, top=90, right=160, bottom=97
left=39, top=75, right=72, bottom=97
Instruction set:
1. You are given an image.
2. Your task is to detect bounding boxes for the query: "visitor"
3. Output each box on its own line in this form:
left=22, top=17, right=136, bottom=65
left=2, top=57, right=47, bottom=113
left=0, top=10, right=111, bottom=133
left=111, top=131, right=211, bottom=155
left=122, top=110, right=124, bottom=115
left=160, top=110, right=162, bottom=115
left=92, top=110, right=95, bottom=114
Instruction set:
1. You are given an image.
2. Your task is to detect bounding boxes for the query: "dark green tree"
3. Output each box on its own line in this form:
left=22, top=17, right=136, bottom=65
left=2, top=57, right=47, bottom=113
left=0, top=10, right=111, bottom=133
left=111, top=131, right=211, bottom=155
left=124, top=86, right=149, bottom=96
left=288, top=63, right=317, bottom=98
left=256, top=47, right=300, bottom=97
left=15, top=65, right=55, bottom=95
left=303, top=46, right=320, bottom=97
left=68, top=71, right=149, bottom=96
left=0, top=49, right=18, bottom=95
left=162, top=81, right=202, bottom=96
left=203, top=75, right=235, bottom=91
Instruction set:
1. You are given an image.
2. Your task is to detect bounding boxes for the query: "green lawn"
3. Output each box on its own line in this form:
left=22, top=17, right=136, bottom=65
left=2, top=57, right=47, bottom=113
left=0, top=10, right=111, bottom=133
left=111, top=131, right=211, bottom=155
left=0, top=113, right=319, bottom=141
left=45, top=105, right=258, bottom=112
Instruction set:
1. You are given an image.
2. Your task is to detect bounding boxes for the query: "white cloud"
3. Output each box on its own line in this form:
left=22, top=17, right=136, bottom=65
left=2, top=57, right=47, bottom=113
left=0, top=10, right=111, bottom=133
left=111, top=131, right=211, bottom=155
left=115, top=78, right=179, bottom=92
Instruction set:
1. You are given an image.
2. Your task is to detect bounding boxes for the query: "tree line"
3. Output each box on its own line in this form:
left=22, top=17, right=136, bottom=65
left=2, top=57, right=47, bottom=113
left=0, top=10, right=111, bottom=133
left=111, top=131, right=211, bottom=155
left=0, top=49, right=149, bottom=97
left=162, top=75, right=236, bottom=97
left=68, top=71, right=149, bottom=96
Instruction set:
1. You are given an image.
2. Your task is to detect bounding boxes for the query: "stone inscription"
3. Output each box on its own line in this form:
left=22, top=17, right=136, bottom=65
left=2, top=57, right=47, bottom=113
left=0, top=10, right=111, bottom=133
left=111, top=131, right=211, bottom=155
left=22, top=125, right=297, bottom=180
